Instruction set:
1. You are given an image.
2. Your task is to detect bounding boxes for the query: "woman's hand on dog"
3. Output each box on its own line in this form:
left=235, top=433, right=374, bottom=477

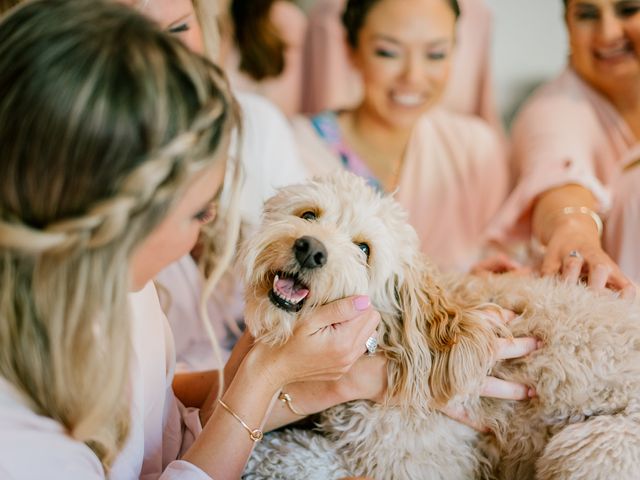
left=329, top=353, right=388, bottom=404
left=439, top=307, right=540, bottom=432
left=250, top=295, right=381, bottom=389
left=540, top=225, right=636, bottom=298
left=470, top=253, right=531, bottom=277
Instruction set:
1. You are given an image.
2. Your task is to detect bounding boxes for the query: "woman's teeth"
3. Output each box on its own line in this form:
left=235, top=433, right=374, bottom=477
left=391, top=93, right=425, bottom=107
left=595, top=45, right=633, bottom=60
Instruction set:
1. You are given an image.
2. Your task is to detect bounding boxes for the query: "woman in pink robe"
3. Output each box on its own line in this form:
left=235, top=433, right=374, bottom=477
left=301, top=0, right=502, bottom=135
left=293, top=0, right=508, bottom=272
left=487, top=0, right=640, bottom=293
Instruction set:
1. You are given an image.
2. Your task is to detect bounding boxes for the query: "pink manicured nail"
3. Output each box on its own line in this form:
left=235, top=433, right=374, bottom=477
left=528, top=388, right=537, bottom=398
left=536, top=340, right=544, bottom=349
left=353, top=295, right=370, bottom=311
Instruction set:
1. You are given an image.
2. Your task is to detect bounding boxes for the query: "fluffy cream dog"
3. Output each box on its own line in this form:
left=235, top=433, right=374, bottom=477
left=241, top=171, right=640, bottom=480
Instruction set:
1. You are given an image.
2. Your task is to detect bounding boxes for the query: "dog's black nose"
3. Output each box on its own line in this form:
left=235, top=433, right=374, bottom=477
left=293, top=236, right=327, bottom=269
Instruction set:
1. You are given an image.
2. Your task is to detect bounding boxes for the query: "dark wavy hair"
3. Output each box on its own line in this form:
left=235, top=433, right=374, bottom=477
left=342, top=0, right=461, bottom=48
left=231, top=0, right=285, bottom=81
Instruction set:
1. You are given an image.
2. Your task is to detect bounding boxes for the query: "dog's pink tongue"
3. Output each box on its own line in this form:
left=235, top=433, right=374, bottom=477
left=275, top=277, right=309, bottom=302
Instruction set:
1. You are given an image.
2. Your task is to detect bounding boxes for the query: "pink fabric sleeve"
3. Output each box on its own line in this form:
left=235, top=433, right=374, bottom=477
left=603, top=148, right=640, bottom=284
left=487, top=81, right=611, bottom=243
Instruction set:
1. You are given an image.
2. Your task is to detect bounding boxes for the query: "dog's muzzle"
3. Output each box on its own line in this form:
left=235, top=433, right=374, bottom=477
left=267, top=236, right=328, bottom=313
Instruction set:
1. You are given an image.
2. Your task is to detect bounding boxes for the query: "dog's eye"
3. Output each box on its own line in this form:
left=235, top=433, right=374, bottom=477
left=300, top=211, right=317, bottom=221
left=356, top=242, right=370, bottom=258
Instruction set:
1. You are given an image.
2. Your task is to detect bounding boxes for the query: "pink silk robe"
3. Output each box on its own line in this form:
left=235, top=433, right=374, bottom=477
left=292, top=108, right=508, bottom=272
left=487, top=68, right=638, bottom=281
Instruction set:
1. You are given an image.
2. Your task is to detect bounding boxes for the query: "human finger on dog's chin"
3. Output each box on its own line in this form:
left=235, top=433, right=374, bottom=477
left=251, top=297, right=381, bottom=386
left=301, top=295, right=373, bottom=333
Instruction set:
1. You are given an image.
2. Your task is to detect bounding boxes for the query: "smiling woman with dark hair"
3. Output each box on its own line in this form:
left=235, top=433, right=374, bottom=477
left=302, top=0, right=501, bottom=135
left=293, top=0, right=509, bottom=273
left=488, top=0, right=640, bottom=294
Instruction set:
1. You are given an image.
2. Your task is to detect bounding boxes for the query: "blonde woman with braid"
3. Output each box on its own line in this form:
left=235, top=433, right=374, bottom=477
left=0, top=1, right=382, bottom=478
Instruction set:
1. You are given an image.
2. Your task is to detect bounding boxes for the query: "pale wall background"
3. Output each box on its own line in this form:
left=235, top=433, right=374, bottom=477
left=295, top=0, right=569, bottom=128
left=487, top=0, right=568, bottom=126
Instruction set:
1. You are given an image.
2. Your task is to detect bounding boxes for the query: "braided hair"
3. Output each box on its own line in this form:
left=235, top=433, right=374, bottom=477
left=0, top=0, right=239, bottom=471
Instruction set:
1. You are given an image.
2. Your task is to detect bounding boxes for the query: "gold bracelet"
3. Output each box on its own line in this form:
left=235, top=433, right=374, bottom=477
left=544, top=206, right=603, bottom=239
left=559, top=206, right=603, bottom=238
left=217, top=399, right=263, bottom=442
left=278, top=391, right=307, bottom=416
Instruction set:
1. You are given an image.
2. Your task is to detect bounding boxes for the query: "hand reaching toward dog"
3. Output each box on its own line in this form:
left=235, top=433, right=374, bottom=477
left=438, top=307, right=540, bottom=431
left=470, top=253, right=531, bottom=277
left=250, top=295, right=381, bottom=388
left=540, top=225, right=636, bottom=298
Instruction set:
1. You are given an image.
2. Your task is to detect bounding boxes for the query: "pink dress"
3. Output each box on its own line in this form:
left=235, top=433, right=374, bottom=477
left=487, top=68, right=637, bottom=267
left=225, top=0, right=307, bottom=116
left=301, top=0, right=502, bottom=134
left=292, top=108, right=508, bottom=272
left=0, top=282, right=208, bottom=479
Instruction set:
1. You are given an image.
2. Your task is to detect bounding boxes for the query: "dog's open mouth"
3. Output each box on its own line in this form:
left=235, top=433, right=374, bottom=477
left=268, top=272, right=309, bottom=313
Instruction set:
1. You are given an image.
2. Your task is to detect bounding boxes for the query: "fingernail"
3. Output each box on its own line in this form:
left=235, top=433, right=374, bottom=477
left=536, top=340, right=544, bottom=349
left=527, top=387, right=537, bottom=398
left=353, top=295, right=370, bottom=311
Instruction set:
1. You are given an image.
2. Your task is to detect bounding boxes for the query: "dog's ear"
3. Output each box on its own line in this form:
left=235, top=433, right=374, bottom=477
left=393, top=259, right=497, bottom=409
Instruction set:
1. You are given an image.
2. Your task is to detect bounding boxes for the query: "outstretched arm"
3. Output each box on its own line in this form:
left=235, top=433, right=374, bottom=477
left=532, top=184, right=634, bottom=297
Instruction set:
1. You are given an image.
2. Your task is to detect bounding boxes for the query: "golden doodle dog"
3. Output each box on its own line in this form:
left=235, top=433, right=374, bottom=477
left=241, top=171, right=640, bottom=480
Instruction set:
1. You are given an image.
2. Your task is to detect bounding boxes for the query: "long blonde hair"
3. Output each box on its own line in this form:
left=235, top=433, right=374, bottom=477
left=0, top=0, right=239, bottom=471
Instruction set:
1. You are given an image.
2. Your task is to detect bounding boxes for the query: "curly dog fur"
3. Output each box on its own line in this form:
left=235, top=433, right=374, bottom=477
left=241, top=172, right=640, bottom=480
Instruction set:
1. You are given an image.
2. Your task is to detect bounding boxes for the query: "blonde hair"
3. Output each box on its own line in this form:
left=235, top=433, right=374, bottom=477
left=182, top=0, right=245, bottom=396
left=0, top=0, right=239, bottom=471
left=193, top=0, right=223, bottom=61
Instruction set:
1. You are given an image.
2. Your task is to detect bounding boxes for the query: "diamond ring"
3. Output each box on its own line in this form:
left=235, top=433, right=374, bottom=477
left=365, top=335, right=378, bottom=355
